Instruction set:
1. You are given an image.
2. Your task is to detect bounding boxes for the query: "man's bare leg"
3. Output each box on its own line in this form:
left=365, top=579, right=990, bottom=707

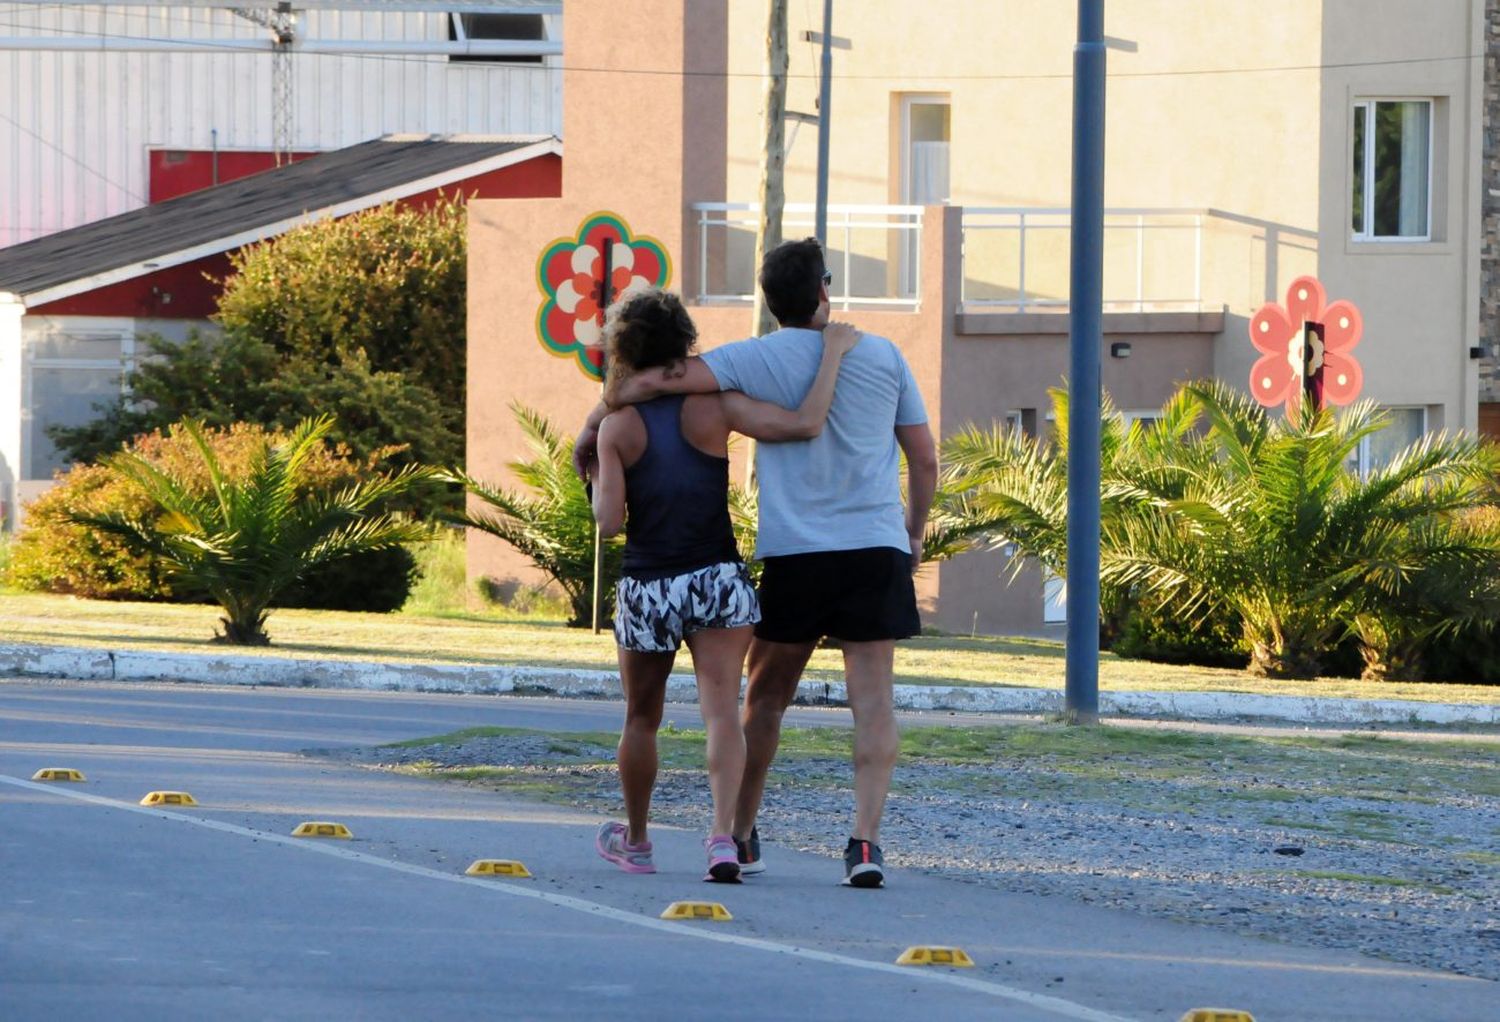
left=732, top=637, right=817, bottom=840
left=841, top=639, right=898, bottom=845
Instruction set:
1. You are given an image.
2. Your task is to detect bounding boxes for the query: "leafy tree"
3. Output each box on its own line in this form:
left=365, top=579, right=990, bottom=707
left=66, top=416, right=434, bottom=645
left=47, top=197, right=468, bottom=505
left=443, top=404, right=623, bottom=627
left=214, top=197, right=467, bottom=411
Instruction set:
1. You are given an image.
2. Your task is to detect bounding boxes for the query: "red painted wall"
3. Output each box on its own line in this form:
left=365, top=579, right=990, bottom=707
left=29, top=255, right=234, bottom=319
left=34, top=153, right=563, bottom=319
left=148, top=150, right=319, bottom=203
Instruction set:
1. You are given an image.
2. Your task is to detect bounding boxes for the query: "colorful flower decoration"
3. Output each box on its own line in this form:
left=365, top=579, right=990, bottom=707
left=535, top=212, right=671, bottom=380
left=1249, top=275, right=1363, bottom=416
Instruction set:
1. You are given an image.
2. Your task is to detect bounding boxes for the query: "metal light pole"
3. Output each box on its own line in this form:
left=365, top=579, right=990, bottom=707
left=813, top=0, right=834, bottom=244
left=1065, top=0, right=1105, bottom=724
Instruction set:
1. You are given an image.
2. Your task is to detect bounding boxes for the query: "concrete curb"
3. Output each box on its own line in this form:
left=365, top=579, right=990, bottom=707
left=1, top=642, right=1496, bottom=727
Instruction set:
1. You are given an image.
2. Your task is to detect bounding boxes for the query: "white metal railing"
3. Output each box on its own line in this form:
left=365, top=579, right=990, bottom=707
left=961, top=207, right=1206, bottom=312
left=692, top=202, right=924, bottom=310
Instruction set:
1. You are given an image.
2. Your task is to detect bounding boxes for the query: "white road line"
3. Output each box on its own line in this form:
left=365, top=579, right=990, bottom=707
left=3, top=773, right=1133, bottom=1022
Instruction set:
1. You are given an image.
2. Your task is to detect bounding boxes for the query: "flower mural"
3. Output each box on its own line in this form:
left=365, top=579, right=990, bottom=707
left=1249, top=275, right=1363, bottom=416
left=535, top=212, right=671, bottom=380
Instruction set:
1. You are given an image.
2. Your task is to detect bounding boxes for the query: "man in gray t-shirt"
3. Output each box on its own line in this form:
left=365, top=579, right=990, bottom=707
left=575, top=238, right=937, bottom=888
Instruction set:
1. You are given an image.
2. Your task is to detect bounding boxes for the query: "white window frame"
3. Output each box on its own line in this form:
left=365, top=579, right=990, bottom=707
left=1120, top=409, right=1161, bottom=429
left=1350, top=98, right=1434, bottom=244
left=1350, top=405, right=1427, bottom=479
left=22, top=320, right=134, bottom=481
left=447, top=10, right=553, bottom=66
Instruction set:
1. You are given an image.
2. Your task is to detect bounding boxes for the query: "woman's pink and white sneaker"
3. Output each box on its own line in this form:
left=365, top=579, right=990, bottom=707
left=596, top=821, right=656, bottom=874
left=704, top=834, right=741, bottom=883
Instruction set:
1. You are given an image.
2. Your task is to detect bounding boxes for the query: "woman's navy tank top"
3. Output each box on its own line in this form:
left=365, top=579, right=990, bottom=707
left=621, top=395, right=740, bottom=581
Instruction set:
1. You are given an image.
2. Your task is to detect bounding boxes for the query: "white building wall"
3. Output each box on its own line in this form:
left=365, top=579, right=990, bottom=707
left=0, top=3, right=562, bottom=246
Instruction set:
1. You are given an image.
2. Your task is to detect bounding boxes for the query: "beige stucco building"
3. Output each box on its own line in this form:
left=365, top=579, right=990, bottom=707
left=467, top=0, right=1495, bottom=636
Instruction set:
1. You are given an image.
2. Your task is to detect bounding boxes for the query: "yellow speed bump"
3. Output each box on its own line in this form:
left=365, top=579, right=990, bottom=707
left=292, top=821, right=353, bottom=840
left=139, top=791, right=197, bottom=806
left=32, top=768, right=86, bottom=782
left=466, top=859, right=532, bottom=878
left=1179, top=1012, right=1255, bottom=1022
left=896, top=946, right=975, bottom=968
left=660, top=901, right=732, bottom=921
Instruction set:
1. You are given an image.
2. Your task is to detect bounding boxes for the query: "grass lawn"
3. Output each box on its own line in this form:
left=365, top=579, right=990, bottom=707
left=2, top=588, right=1498, bottom=704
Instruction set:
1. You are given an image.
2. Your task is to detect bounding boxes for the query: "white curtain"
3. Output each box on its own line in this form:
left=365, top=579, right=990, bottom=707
left=1398, top=102, right=1430, bottom=237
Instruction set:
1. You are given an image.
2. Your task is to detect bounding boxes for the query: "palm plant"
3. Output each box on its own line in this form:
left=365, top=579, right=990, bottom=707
left=69, top=416, right=433, bottom=645
left=1103, top=382, right=1500, bottom=678
left=1341, top=471, right=1500, bottom=680
left=934, top=379, right=1500, bottom=680
left=929, top=387, right=1199, bottom=611
left=442, top=404, right=624, bottom=626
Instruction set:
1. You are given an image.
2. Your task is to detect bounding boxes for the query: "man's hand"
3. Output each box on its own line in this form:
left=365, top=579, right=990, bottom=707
left=908, top=532, right=924, bottom=574
left=572, top=423, right=600, bottom=481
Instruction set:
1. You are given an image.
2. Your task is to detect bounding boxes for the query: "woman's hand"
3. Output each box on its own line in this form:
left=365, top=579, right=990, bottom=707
left=822, top=321, right=861, bottom=358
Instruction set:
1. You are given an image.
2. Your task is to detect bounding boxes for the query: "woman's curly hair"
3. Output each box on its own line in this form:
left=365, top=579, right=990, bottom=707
left=603, top=288, right=698, bottom=381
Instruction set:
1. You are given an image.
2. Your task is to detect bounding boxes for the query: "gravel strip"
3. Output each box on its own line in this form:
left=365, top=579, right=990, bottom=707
left=326, top=731, right=1500, bottom=980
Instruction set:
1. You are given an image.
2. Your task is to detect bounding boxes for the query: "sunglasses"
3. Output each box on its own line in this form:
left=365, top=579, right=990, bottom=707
left=820, top=270, right=833, bottom=286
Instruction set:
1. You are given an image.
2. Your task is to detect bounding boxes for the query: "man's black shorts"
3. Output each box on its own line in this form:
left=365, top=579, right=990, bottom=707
left=754, top=546, right=920, bottom=644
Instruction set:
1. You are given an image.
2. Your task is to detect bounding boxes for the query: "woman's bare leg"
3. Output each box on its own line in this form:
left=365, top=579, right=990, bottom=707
left=683, top=625, right=752, bottom=836
left=616, top=647, right=674, bottom=844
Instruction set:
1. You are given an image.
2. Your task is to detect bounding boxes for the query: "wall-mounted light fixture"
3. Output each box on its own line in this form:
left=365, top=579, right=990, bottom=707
left=1110, top=342, right=1132, bottom=359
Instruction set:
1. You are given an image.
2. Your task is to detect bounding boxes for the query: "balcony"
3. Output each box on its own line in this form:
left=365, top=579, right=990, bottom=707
left=689, top=203, right=1296, bottom=321
left=691, top=202, right=924, bottom=310
left=961, top=207, right=1208, bottom=313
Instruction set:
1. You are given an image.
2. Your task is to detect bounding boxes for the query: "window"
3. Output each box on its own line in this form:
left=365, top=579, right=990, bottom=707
left=25, top=329, right=133, bottom=480
left=1347, top=406, right=1427, bottom=478
left=897, top=95, right=950, bottom=296
left=1351, top=100, right=1431, bottom=240
left=1042, top=570, right=1067, bottom=624
left=448, top=12, right=546, bottom=63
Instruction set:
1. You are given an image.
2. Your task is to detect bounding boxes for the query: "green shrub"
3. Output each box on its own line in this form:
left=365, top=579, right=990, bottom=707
left=7, top=421, right=422, bottom=615
left=282, top=546, right=420, bottom=614
left=1110, top=596, right=1247, bottom=669
left=1422, top=622, right=1500, bottom=684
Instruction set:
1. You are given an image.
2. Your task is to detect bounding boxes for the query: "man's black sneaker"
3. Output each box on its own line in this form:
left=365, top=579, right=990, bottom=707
left=842, top=837, right=884, bottom=888
left=735, top=826, right=765, bottom=876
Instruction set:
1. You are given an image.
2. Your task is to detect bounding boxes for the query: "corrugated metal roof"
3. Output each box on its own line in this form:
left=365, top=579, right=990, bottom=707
left=0, top=134, right=553, bottom=300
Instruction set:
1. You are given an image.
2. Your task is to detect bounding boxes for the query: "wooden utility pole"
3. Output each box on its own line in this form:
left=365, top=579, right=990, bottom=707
left=743, top=0, right=788, bottom=487
left=749, top=0, right=788, bottom=341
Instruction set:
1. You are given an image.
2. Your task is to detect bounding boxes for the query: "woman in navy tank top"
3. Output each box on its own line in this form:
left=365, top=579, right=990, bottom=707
left=587, top=288, right=857, bottom=882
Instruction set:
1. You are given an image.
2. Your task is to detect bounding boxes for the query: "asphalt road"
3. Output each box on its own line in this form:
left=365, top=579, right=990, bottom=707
left=1, top=679, right=1493, bottom=1021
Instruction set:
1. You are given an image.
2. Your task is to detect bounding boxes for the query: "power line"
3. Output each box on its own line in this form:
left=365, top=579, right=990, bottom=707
left=0, top=109, right=144, bottom=202
left=0, top=14, right=1486, bottom=81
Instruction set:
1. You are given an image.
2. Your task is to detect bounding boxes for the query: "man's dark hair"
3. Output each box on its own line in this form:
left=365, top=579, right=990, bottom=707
left=603, top=287, right=698, bottom=373
left=758, top=237, right=826, bottom=327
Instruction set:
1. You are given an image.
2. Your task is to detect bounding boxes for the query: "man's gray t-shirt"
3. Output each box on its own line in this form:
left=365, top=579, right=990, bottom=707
left=700, top=327, right=928, bottom=559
